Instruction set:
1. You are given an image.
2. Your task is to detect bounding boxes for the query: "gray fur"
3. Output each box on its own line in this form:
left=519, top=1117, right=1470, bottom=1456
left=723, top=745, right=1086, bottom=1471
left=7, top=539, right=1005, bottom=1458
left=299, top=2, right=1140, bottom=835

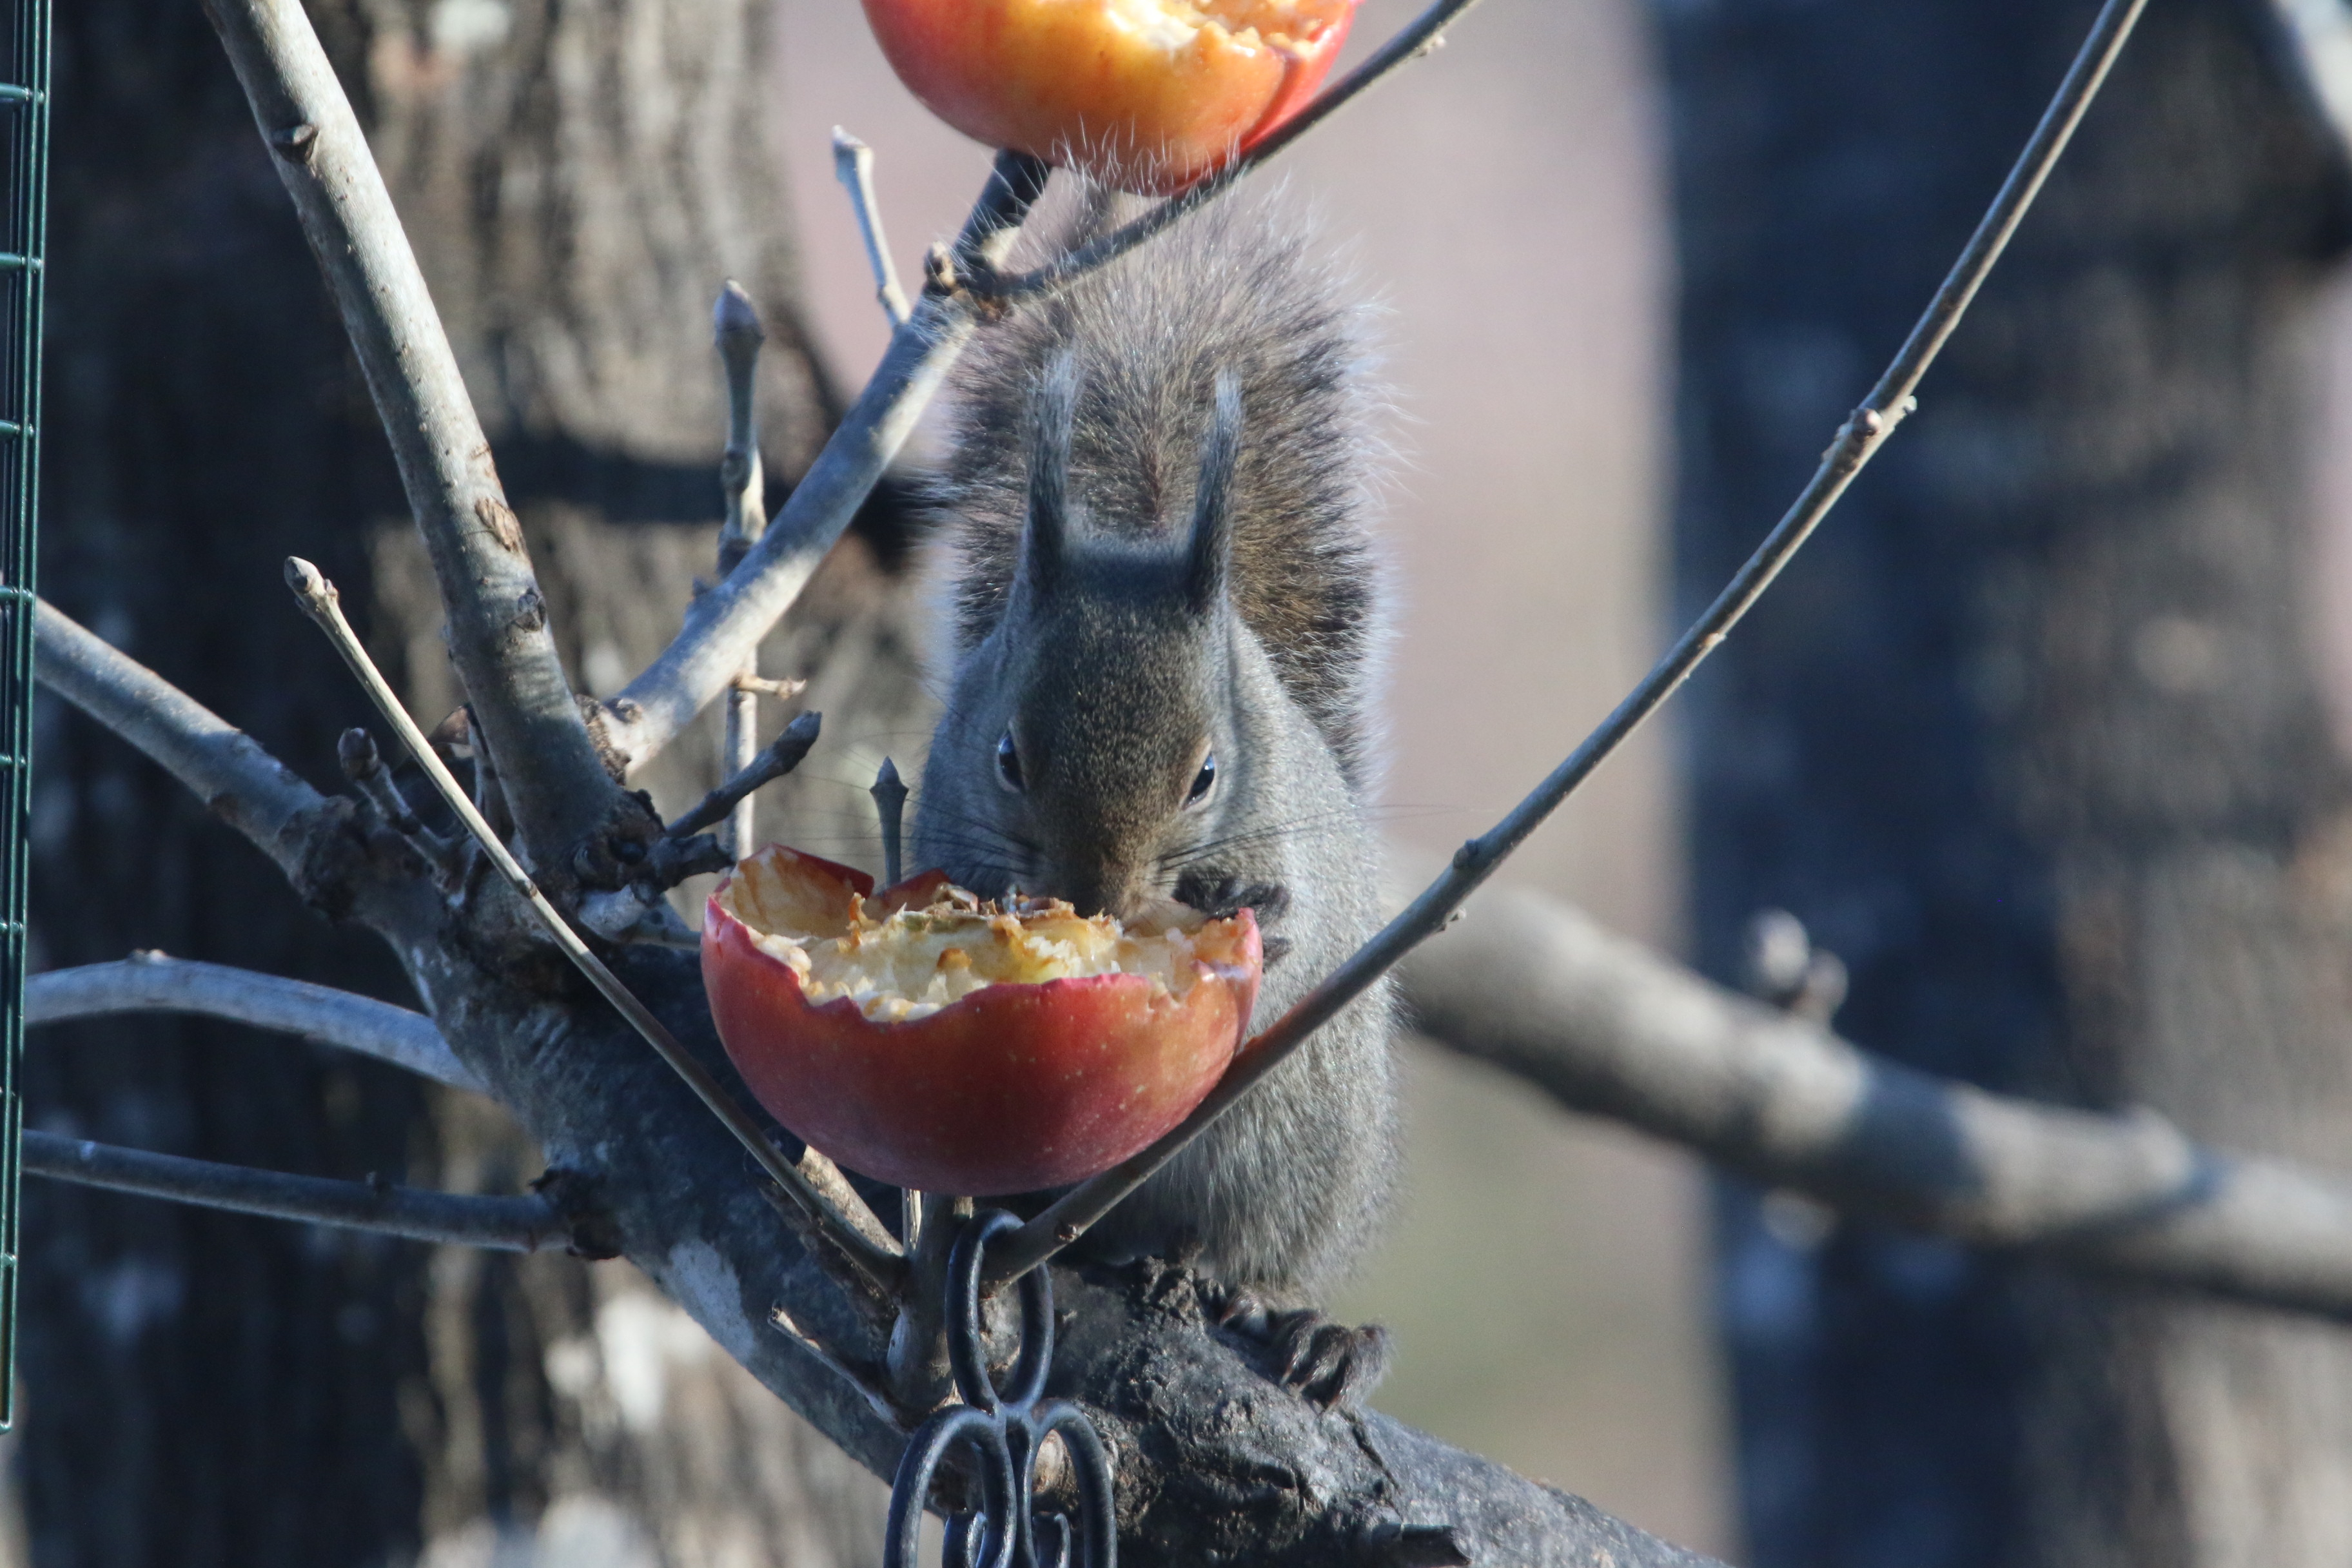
left=934, top=192, right=1388, bottom=792
left=912, top=196, right=1398, bottom=1301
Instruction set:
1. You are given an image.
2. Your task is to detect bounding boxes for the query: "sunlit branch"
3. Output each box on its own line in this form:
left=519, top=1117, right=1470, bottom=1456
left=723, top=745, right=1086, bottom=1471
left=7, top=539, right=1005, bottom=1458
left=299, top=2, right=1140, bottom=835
left=202, top=0, right=622, bottom=868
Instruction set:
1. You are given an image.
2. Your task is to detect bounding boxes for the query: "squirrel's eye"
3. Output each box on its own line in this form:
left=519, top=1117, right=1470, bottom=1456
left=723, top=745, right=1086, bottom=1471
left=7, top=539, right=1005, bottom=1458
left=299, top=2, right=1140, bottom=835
left=1188, top=752, right=1217, bottom=805
left=995, top=730, right=1025, bottom=794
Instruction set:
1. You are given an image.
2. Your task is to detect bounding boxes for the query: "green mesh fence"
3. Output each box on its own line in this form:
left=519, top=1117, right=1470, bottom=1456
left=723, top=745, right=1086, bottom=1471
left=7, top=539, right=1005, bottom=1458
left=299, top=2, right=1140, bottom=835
left=0, top=0, right=46, bottom=1431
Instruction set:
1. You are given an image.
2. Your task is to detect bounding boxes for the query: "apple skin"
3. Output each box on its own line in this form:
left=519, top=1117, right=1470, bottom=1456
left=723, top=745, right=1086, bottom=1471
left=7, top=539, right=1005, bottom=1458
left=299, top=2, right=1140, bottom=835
left=701, top=848, right=1261, bottom=1195
left=860, top=0, right=1357, bottom=195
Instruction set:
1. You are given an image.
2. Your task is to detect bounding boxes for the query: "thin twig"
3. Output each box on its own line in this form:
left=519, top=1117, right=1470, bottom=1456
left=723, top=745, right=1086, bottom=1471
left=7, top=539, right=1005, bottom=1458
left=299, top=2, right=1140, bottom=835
left=983, top=0, right=2152, bottom=1285
left=716, top=280, right=769, bottom=569
left=667, top=709, right=821, bottom=841
left=25, top=1130, right=568, bottom=1251
left=724, top=685, right=760, bottom=858
left=202, top=0, right=621, bottom=868
left=774, top=1300, right=906, bottom=1428
left=716, top=282, right=770, bottom=856
left=833, top=128, right=910, bottom=328
left=284, top=558, right=907, bottom=1293
left=34, top=598, right=328, bottom=879
left=634, top=836, right=736, bottom=896
left=870, top=756, right=906, bottom=888
left=26, top=954, right=484, bottom=1093
left=602, top=0, right=1485, bottom=777
left=340, top=726, right=462, bottom=886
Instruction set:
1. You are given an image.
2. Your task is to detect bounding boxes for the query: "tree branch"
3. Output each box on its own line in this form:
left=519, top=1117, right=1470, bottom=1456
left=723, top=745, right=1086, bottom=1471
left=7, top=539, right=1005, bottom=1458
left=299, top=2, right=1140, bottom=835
left=985, top=0, right=2152, bottom=1284
left=34, top=598, right=333, bottom=883
left=24, top=1130, right=571, bottom=1251
left=715, top=280, right=772, bottom=858
left=199, top=0, right=623, bottom=872
left=26, top=954, right=484, bottom=1093
left=601, top=150, right=1051, bottom=775
left=832, top=128, right=910, bottom=328
left=665, top=708, right=821, bottom=841
left=1401, top=879, right=2352, bottom=1323
left=286, top=559, right=908, bottom=1293
left=339, top=726, right=464, bottom=887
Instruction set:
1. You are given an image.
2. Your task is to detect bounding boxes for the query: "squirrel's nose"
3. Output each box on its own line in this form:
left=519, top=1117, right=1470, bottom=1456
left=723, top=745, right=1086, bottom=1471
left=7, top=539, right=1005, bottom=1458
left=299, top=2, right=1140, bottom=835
left=1048, top=860, right=1150, bottom=921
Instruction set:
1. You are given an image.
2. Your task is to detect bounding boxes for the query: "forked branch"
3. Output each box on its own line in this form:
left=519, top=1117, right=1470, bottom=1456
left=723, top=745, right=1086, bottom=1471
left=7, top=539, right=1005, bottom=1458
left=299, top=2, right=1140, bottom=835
left=201, top=0, right=622, bottom=871
left=986, top=0, right=2153, bottom=1283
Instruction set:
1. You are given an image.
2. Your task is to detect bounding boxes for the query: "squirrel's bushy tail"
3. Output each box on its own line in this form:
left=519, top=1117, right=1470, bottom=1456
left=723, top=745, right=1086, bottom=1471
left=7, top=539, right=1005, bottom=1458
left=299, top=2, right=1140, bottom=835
left=930, top=187, right=1389, bottom=792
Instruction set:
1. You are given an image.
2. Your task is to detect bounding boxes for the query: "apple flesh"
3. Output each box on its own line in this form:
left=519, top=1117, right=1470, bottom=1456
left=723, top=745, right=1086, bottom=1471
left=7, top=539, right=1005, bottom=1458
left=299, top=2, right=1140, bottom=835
left=701, top=845, right=1262, bottom=1195
left=861, top=0, right=1357, bottom=195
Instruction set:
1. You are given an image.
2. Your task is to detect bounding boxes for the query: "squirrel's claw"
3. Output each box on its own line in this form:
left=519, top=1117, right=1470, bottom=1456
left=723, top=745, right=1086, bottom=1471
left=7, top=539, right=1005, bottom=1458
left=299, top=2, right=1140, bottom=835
left=1274, top=1311, right=1391, bottom=1408
left=1212, top=1286, right=1392, bottom=1409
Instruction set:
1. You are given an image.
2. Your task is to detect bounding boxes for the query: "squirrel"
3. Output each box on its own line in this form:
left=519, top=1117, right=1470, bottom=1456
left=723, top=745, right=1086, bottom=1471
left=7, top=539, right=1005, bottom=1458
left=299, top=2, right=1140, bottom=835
left=909, top=191, right=1400, bottom=1402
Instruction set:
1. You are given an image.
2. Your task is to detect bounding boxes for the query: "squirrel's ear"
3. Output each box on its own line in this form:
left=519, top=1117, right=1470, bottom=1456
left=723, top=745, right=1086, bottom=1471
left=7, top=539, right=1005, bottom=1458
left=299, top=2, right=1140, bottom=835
left=1020, top=354, right=1079, bottom=603
left=1185, top=370, right=1242, bottom=616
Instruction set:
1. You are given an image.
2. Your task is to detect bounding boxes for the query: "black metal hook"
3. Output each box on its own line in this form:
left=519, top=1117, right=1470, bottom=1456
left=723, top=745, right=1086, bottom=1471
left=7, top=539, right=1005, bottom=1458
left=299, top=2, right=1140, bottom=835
left=885, top=1209, right=1116, bottom=1568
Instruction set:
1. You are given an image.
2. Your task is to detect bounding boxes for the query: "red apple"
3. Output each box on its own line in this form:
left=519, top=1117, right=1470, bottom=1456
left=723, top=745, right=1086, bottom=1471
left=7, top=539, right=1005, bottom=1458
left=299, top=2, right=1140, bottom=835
left=861, top=0, right=1358, bottom=195
left=701, top=845, right=1261, bottom=1195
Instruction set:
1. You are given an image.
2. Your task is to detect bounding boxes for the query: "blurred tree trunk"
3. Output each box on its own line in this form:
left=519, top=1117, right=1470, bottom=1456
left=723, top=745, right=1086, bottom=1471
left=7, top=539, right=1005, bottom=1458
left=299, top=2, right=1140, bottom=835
left=26, top=0, right=923, bottom=1562
left=1661, top=0, right=2352, bottom=1564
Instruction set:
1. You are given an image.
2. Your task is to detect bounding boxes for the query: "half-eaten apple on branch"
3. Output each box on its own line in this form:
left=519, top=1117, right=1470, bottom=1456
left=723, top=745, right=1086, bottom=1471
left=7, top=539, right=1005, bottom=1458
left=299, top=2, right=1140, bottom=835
left=703, top=845, right=1264, bottom=1197
left=861, top=0, right=1359, bottom=193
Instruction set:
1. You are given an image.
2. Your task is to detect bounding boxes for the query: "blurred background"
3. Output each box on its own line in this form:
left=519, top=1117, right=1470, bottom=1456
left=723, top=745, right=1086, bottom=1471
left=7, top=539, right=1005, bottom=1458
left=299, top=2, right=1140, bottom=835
left=22, top=0, right=2352, bottom=1563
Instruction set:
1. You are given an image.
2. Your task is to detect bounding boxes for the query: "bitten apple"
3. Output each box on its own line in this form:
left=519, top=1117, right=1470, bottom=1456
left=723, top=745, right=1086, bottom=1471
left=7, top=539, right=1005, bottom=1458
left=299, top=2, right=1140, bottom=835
left=861, top=0, right=1357, bottom=195
left=701, top=845, right=1261, bottom=1195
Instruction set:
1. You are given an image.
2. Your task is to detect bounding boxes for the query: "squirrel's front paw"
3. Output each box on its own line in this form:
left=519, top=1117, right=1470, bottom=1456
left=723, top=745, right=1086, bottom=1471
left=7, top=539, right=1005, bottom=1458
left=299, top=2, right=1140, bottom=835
left=1212, top=1286, right=1391, bottom=1409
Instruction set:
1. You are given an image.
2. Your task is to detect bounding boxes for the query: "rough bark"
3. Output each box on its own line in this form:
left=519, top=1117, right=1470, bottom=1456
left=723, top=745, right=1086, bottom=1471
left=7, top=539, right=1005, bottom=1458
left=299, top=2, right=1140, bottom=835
left=29, top=0, right=908, bottom=1561
left=1659, top=0, right=2352, bottom=1563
